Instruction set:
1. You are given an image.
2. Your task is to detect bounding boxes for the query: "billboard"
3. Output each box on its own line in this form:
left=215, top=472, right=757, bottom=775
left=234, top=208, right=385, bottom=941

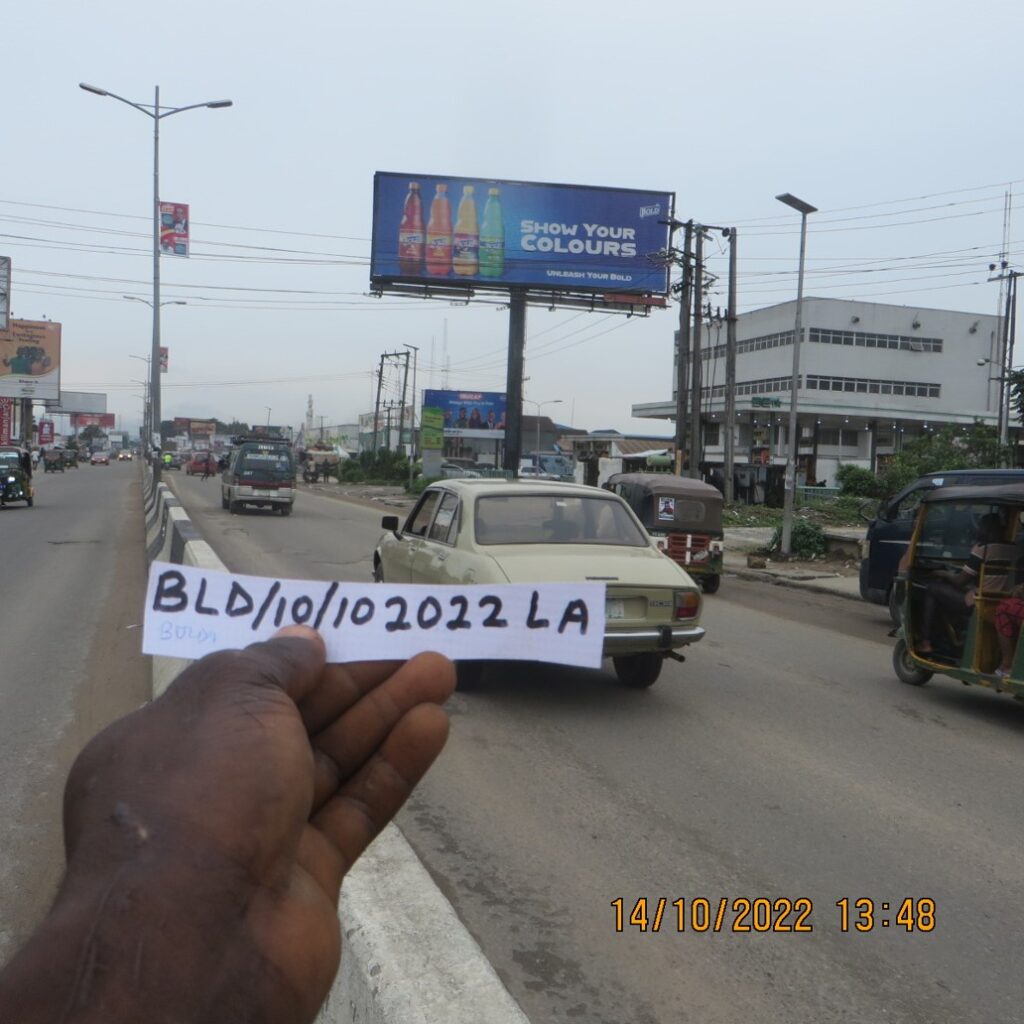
left=160, top=346, right=168, bottom=373
left=72, top=413, right=116, bottom=428
left=420, top=407, right=444, bottom=451
left=38, top=419, right=55, bottom=444
left=190, top=419, right=216, bottom=438
left=0, top=256, right=10, bottom=332
left=423, top=389, right=507, bottom=440
left=46, top=391, right=107, bottom=415
left=371, top=172, right=673, bottom=295
left=159, top=202, right=190, bottom=257
left=0, top=319, right=61, bottom=400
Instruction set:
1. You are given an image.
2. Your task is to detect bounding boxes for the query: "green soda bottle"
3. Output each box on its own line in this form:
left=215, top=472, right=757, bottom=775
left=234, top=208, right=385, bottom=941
left=478, top=187, right=504, bottom=278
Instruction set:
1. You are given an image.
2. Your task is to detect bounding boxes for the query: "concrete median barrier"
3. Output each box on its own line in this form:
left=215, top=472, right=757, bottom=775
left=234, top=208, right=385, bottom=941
left=141, top=470, right=529, bottom=1024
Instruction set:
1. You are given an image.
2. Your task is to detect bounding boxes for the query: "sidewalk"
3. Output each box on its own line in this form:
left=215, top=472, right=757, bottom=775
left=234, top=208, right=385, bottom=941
left=723, top=527, right=863, bottom=602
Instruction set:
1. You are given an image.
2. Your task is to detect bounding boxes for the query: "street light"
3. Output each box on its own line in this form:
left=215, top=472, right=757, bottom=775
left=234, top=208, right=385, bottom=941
left=265, top=407, right=272, bottom=427
left=775, top=192, right=817, bottom=556
left=128, top=354, right=151, bottom=445
left=81, top=81, right=232, bottom=482
left=524, top=398, right=563, bottom=459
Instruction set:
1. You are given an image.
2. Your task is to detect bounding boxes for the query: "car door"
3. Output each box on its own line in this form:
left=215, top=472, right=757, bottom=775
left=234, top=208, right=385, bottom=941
left=410, top=491, right=461, bottom=583
left=387, top=489, right=444, bottom=583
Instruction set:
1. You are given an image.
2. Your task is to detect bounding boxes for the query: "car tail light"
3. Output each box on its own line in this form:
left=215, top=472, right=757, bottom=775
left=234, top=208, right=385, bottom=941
left=673, top=590, right=700, bottom=620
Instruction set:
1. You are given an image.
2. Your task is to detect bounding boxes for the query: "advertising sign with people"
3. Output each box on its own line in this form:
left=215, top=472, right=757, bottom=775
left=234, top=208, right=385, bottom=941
left=423, top=389, right=507, bottom=440
left=371, top=173, right=673, bottom=295
left=0, top=319, right=62, bottom=400
left=159, top=202, right=190, bottom=257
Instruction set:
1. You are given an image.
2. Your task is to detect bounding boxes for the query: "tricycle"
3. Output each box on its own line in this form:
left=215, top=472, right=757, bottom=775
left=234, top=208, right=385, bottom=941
left=892, top=482, right=1024, bottom=701
left=43, top=449, right=65, bottom=473
left=0, top=447, right=35, bottom=507
left=605, top=472, right=724, bottom=593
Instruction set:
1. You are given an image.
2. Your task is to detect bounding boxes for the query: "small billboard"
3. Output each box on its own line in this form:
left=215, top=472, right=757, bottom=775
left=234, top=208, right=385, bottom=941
left=38, top=419, right=55, bottom=444
left=0, top=398, right=12, bottom=444
left=190, top=419, right=216, bottom=438
left=72, top=413, right=116, bottom=428
left=0, top=319, right=61, bottom=400
left=45, top=391, right=107, bottom=415
left=0, top=256, right=10, bottom=332
left=159, top=202, right=190, bottom=257
left=371, top=172, right=673, bottom=296
left=423, top=389, right=507, bottom=440
left=160, top=346, right=169, bottom=373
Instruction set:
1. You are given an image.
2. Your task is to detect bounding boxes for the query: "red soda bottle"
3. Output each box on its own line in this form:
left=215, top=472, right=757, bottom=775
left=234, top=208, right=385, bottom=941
left=425, top=184, right=453, bottom=276
left=398, top=182, right=425, bottom=275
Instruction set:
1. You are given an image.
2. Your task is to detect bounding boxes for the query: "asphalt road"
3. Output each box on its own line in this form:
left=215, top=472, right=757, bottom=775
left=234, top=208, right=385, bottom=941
left=0, top=460, right=148, bottom=965
left=169, top=475, right=1024, bottom=1022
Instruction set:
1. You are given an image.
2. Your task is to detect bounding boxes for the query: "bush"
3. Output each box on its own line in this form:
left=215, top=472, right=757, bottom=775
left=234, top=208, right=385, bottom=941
left=835, top=464, right=882, bottom=498
left=768, top=519, right=826, bottom=558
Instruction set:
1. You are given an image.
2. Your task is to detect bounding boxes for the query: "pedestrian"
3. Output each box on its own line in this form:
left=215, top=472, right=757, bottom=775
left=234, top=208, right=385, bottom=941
left=200, top=452, right=213, bottom=481
left=0, top=628, right=455, bottom=1023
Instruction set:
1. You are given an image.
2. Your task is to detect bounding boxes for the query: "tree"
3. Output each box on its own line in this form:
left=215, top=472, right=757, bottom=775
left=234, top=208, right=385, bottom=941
left=79, top=424, right=107, bottom=445
left=876, top=423, right=1008, bottom=494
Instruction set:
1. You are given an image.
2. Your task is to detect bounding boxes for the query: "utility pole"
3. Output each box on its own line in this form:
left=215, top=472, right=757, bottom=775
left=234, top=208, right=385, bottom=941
left=724, top=228, right=738, bottom=502
left=397, top=348, right=410, bottom=456
left=688, top=228, right=704, bottom=479
left=503, top=289, right=527, bottom=474
left=372, top=353, right=385, bottom=453
left=404, top=343, right=420, bottom=490
left=674, top=221, right=693, bottom=475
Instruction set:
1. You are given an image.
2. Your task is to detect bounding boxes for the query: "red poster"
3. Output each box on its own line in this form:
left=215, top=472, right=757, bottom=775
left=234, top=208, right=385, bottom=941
left=160, top=346, right=169, bottom=373
left=72, top=412, right=115, bottom=428
left=159, top=202, right=189, bottom=257
left=38, top=419, right=54, bottom=444
left=0, top=397, right=12, bottom=444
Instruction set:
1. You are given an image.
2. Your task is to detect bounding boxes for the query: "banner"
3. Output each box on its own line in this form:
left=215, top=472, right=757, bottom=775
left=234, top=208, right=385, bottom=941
left=0, top=397, right=12, bottom=444
left=371, top=172, right=672, bottom=295
left=0, top=319, right=61, bottom=400
left=420, top=407, right=444, bottom=450
left=38, top=419, right=54, bottom=444
left=72, top=412, right=115, bottom=428
left=0, top=256, right=10, bottom=332
left=190, top=419, right=216, bottom=438
left=159, top=202, right=190, bottom=257
left=160, top=346, right=168, bottom=373
left=423, top=389, right=506, bottom=440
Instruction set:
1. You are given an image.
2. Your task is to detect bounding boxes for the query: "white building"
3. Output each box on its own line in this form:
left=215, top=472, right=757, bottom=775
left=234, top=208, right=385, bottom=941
left=632, top=297, right=1003, bottom=486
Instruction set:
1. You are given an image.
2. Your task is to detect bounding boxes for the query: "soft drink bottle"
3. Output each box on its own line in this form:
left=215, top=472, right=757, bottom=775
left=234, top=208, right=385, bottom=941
left=452, top=185, right=479, bottom=276
left=478, top=187, right=504, bottom=278
left=425, top=183, right=453, bottom=276
left=397, top=182, right=425, bottom=275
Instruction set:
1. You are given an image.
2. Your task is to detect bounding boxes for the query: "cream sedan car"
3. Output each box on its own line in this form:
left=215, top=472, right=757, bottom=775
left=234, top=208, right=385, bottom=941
left=373, top=479, right=705, bottom=688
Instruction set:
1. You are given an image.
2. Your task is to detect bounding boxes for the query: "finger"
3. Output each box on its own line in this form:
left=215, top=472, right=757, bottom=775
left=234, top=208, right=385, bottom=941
left=309, top=652, right=455, bottom=812
left=305, top=702, right=450, bottom=898
left=297, top=660, right=404, bottom=735
left=227, top=626, right=327, bottom=704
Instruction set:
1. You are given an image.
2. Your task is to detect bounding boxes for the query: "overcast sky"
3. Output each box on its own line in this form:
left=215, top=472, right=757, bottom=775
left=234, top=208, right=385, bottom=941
left=5, top=0, right=1023, bottom=436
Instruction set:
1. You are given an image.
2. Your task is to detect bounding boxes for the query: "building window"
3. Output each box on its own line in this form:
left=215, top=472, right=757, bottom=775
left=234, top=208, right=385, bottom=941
left=804, top=374, right=940, bottom=399
left=704, top=422, right=721, bottom=446
left=809, top=327, right=943, bottom=353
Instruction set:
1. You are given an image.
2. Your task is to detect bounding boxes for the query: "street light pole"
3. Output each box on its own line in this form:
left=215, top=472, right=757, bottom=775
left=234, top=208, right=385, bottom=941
left=524, top=398, right=563, bottom=462
left=404, top=343, right=420, bottom=490
left=775, top=192, right=817, bottom=557
left=81, top=82, right=232, bottom=483
left=128, top=353, right=151, bottom=446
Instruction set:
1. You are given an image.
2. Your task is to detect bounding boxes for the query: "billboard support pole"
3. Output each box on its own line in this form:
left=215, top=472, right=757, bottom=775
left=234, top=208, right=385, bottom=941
left=398, top=349, right=410, bottom=456
left=674, top=222, right=693, bottom=475
left=372, top=353, right=385, bottom=454
left=724, top=228, right=738, bottom=503
left=503, top=289, right=527, bottom=475
left=689, top=228, right=704, bottom=480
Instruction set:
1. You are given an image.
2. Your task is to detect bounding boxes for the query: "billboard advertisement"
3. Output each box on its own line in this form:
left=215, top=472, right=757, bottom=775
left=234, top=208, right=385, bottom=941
left=190, top=419, right=216, bottom=438
left=159, top=202, right=190, bottom=257
left=72, top=413, right=116, bottom=428
left=46, top=391, right=106, bottom=415
left=0, top=256, right=10, bottom=332
left=0, top=319, right=61, bottom=400
left=371, top=172, right=673, bottom=295
left=420, top=407, right=444, bottom=451
left=423, top=389, right=507, bottom=440
left=160, top=346, right=168, bottom=373
left=38, top=419, right=55, bottom=444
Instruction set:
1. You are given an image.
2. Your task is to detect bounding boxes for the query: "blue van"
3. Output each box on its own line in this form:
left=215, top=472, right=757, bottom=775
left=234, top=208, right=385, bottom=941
left=860, top=468, right=1024, bottom=621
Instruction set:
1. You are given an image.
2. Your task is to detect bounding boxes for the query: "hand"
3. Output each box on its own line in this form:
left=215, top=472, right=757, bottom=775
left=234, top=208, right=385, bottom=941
left=1, top=628, right=455, bottom=1024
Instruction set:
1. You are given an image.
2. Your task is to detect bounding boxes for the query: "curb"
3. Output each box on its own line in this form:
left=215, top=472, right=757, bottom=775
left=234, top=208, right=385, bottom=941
left=140, top=469, right=529, bottom=1024
left=724, top=563, right=862, bottom=601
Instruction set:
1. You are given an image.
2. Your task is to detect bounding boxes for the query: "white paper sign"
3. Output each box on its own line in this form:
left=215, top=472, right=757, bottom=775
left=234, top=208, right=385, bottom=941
left=143, top=562, right=606, bottom=668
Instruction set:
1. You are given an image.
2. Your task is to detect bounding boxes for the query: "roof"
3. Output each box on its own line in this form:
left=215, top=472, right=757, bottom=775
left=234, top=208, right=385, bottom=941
left=606, top=472, right=723, bottom=500
left=433, top=478, right=610, bottom=499
left=922, top=483, right=1024, bottom=505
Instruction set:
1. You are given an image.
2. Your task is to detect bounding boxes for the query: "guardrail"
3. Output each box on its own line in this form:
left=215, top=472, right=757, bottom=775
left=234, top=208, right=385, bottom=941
left=796, top=485, right=841, bottom=503
left=141, top=469, right=530, bottom=1024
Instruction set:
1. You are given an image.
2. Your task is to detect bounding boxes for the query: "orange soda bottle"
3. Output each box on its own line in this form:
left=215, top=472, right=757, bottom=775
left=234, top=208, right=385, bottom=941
left=452, top=185, right=479, bottom=276
left=425, top=184, right=453, bottom=276
left=398, top=182, right=425, bottom=275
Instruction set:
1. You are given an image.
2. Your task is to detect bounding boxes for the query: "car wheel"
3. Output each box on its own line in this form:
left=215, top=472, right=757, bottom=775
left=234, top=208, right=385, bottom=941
left=373, top=560, right=384, bottom=583
left=280, top=504, right=292, bottom=517
left=221, top=491, right=229, bottom=510
left=229, top=500, right=242, bottom=514
left=701, top=574, right=721, bottom=595
left=888, top=582, right=904, bottom=627
left=613, top=652, right=664, bottom=688
left=456, top=660, right=485, bottom=689
left=26, top=496, right=33, bottom=508
left=892, top=639, right=932, bottom=686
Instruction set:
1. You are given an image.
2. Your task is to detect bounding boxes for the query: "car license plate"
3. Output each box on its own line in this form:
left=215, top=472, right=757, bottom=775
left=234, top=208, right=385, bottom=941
left=606, top=599, right=625, bottom=620
left=254, top=488, right=274, bottom=497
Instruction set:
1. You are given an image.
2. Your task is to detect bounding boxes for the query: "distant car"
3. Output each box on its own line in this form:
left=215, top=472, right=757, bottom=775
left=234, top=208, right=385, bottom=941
left=517, top=465, right=560, bottom=481
left=221, top=437, right=296, bottom=515
left=186, top=452, right=217, bottom=476
left=440, top=462, right=482, bottom=479
left=117, top=450, right=133, bottom=461
left=373, top=479, right=705, bottom=688
left=164, top=453, right=183, bottom=470
left=90, top=451, right=110, bottom=466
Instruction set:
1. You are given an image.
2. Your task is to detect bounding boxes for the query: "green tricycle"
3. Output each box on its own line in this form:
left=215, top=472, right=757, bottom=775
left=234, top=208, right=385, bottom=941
left=0, top=447, right=35, bottom=508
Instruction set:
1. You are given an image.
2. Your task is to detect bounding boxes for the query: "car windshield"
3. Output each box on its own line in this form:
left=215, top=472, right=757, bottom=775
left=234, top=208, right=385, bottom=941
left=474, top=494, right=647, bottom=546
left=237, top=446, right=293, bottom=480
